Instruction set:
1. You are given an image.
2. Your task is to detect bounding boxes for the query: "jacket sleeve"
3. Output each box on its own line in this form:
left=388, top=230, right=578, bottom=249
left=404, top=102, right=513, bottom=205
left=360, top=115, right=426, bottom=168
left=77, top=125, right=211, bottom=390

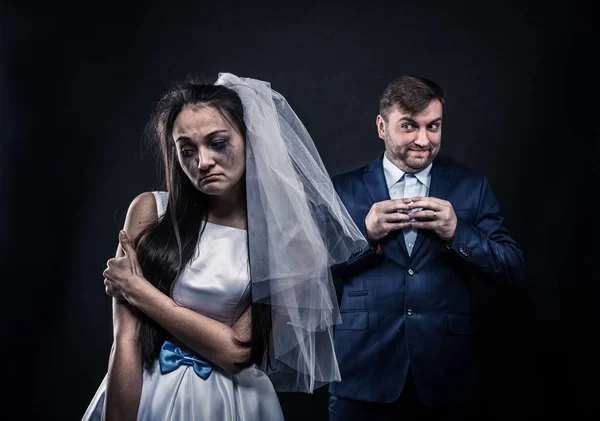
left=448, top=176, right=525, bottom=284
left=326, top=175, right=383, bottom=279
left=330, top=244, right=382, bottom=279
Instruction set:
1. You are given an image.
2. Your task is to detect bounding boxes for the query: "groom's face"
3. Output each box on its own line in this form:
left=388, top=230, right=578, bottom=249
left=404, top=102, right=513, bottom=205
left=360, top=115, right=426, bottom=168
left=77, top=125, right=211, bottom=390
left=376, top=99, right=443, bottom=173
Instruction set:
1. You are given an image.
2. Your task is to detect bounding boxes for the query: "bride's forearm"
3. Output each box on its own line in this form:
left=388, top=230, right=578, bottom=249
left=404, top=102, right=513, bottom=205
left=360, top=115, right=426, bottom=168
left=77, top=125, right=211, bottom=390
left=104, top=299, right=143, bottom=421
left=128, top=279, right=251, bottom=375
left=112, top=296, right=141, bottom=341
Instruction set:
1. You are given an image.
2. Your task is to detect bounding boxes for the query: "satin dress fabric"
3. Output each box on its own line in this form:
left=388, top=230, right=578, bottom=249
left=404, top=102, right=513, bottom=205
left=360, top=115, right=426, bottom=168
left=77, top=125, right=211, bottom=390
left=82, top=191, right=284, bottom=421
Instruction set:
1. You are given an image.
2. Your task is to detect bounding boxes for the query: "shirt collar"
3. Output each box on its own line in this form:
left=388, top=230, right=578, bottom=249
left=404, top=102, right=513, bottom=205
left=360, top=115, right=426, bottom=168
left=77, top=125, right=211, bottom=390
left=382, top=153, right=433, bottom=190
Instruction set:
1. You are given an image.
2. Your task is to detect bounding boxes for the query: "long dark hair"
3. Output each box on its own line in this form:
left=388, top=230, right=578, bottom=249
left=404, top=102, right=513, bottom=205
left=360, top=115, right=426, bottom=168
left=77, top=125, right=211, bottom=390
left=133, top=75, right=271, bottom=371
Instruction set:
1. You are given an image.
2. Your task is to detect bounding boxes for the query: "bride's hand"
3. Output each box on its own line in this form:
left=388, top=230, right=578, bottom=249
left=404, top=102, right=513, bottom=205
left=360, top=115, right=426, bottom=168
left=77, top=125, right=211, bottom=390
left=103, top=230, right=147, bottom=304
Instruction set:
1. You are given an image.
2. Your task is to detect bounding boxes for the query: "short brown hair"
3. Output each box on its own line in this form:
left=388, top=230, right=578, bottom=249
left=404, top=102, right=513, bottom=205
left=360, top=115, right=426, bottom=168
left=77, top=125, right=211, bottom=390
left=379, top=75, right=445, bottom=120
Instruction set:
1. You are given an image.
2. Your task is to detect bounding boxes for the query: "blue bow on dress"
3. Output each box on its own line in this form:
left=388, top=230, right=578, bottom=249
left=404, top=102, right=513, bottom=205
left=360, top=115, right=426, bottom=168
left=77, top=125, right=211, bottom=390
left=159, top=340, right=213, bottom=380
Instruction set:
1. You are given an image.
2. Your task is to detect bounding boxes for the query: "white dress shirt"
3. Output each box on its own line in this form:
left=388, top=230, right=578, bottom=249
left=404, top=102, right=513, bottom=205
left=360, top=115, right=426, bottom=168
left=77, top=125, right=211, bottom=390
left=382, top=154, right=432, bottom=253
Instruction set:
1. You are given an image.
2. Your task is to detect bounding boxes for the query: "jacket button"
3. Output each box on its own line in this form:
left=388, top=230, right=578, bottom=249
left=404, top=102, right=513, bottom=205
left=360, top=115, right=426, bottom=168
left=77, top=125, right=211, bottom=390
left=407, top=308, right=413, bottom=316
left=408, top=268, right=414, bottom=275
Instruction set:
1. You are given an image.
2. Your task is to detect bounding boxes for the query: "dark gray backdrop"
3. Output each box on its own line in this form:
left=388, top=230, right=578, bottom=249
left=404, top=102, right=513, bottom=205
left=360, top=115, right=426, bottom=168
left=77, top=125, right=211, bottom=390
left=1, top=1, right=596, bottom=419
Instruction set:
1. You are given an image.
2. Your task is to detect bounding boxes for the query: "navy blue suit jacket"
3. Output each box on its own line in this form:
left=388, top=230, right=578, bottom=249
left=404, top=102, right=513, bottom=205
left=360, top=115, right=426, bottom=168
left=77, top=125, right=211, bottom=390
left=329, top=155, right=524, bottom=407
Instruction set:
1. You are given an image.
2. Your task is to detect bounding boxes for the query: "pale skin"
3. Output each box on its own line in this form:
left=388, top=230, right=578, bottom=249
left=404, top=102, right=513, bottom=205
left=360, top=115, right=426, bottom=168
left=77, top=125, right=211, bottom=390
left=102, top=105, right=251, bottom=421
left=365, top=100, right=458, bottom=244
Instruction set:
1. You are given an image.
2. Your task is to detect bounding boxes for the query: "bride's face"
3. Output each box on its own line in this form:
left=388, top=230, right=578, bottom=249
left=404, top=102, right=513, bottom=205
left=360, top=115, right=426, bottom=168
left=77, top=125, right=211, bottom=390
left=172, top=105, right=245, bottom=197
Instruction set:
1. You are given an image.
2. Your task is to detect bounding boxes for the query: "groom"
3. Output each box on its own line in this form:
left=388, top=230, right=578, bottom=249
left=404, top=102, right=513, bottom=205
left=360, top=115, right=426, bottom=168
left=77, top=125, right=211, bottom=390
left=329, top=75, right=524, bottom=420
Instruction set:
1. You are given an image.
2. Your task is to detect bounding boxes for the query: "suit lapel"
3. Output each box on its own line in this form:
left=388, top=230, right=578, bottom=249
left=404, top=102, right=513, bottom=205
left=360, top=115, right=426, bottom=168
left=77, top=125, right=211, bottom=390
left=410, top=161, right=451, bottom=259
left=362, top=155, right=409, bottom=265
left=361, top=156, right=390, bottom=205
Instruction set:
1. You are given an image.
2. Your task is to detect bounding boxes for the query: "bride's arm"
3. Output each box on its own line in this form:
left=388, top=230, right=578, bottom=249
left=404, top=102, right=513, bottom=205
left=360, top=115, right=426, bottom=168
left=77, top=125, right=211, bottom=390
left=104, top=300, right=143, bottom=421
left=121, top=267, right=252, bottom=375
left=103, top=193, right=155, bottom=421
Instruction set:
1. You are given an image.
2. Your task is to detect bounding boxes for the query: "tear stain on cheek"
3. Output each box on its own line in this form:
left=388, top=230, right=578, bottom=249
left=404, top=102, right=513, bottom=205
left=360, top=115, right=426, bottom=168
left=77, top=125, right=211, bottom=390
left=217, top=142, right=244, bottom=169
left=220, top=144, right=235, bottom=163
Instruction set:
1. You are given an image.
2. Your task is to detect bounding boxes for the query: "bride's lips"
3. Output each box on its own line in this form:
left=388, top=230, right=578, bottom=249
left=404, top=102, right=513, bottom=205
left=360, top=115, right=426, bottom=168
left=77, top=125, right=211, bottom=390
left=200, top=174, right=221, bottom=183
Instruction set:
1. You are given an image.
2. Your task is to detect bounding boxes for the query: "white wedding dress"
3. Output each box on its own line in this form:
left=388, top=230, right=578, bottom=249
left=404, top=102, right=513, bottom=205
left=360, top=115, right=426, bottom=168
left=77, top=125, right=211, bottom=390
left=82, top=191, right=284, bottom=421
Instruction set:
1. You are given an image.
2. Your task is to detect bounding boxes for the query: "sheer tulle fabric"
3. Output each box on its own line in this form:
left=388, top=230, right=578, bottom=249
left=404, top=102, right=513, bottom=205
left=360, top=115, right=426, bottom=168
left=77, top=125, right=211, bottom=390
left=215, top=73, right=368, bottom=393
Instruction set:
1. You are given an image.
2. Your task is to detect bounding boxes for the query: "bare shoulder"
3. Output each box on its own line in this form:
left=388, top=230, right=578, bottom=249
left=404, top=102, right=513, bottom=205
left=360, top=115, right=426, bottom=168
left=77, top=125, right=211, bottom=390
left=123, top=192, right=158, bottom=239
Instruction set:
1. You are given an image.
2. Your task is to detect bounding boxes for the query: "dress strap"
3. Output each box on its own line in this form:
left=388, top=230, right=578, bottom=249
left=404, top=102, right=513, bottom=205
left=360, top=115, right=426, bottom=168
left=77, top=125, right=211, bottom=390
left=151, top=191, right=169, bottom=218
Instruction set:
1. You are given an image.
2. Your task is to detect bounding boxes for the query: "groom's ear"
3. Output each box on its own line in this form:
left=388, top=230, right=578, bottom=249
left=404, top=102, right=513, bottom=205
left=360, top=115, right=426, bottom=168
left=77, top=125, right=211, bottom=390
left=376, top=114, right=386, bottom=140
